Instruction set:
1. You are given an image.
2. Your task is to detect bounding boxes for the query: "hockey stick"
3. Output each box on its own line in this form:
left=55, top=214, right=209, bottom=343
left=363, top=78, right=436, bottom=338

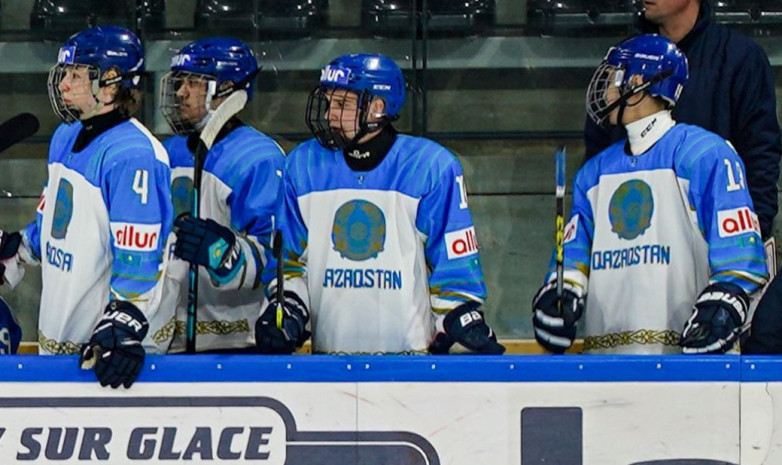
left=0, top=113, right=40, bottom=198
left=554, top=145, right=566, bottom=313
left=186, top=89, right=248, bottom=354
left=0, top=113, right=40, bottom=154
left=273, top=230, right=284, bottom=329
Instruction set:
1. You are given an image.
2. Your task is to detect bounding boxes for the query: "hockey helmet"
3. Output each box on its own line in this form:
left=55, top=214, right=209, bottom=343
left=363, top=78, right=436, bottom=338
left=160, top=37, right=258, bottom=135
left=306, top=53, right=406, bottom=149
left=586, top=34, right=688, bottom=126
left=48, top=26, right=145, bottom=122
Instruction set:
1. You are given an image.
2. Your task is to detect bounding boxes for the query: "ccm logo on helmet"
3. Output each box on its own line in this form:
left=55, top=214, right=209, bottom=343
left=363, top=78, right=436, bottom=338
left=110, top=222, right=161, bottom=252
left=445, top=226, right=479, bottom=260
left=717, top=207, right=760, bottom=238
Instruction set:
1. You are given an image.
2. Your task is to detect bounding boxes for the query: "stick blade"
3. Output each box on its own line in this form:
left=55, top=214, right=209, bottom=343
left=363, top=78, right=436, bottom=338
left=200, top=90, right=248, bottom=150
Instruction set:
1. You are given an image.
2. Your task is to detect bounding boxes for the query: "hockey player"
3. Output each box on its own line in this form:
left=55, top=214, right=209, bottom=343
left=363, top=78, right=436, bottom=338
left=159, top=37, right=284, bottom=353
left=255, top=53, right=505, bottom=355
left=532, top=34, right=768, bottom=355
left=0, top=26, right=173, bottom=386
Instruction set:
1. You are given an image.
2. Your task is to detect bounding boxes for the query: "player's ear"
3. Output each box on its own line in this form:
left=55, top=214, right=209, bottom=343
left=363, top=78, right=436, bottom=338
left=369, top=97, right=386, bottom=119
left=98, top=68, right=120, bottom=103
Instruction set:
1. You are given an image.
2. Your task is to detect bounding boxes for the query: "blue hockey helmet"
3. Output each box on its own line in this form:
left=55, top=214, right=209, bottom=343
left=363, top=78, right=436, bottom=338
left=170, top=37, right=259, bottom=100
left=320, top=53, right=406, bottom=118
left=160, top=38, right=258, bottom=135
left=0, top=296, right=21, bottom=355
left=306, top=53, right=406, bottom=149
left=48, top=26, right=145, bottom=122
left=586, top=34, right=688, bottom=126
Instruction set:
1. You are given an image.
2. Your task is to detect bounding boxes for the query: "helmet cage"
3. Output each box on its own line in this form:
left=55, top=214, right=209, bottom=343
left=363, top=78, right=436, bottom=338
left=586, top=61, right=674, bottom=126
left=306, top=85, right=388, bottom=150
left=160, top=70, right=218, bottom=135
left=47, top=63, right=102, bottom=123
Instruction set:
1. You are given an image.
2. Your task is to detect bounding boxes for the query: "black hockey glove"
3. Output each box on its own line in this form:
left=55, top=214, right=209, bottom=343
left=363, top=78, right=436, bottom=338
left=0, top=229, right=21, bottom=285
left=255, top=291, right=310, bottom=354
left=79, top=301, right=149, bottom=389
left=532, top=281, right=584, bottom=354
left=174, top=215, right=244, bottom=281
left=429, top=302, right=506, bottom=355
left=680, top=282, right=749, bottom=354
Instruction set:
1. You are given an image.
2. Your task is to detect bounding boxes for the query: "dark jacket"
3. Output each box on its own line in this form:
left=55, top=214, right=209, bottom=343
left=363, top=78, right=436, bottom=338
left=745, top=270, right=782, bottom=354
left=584, top=0, right=782, bottom=238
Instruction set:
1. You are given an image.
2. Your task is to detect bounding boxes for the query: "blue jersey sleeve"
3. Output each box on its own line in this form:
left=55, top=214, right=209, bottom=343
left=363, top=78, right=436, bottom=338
left=679, top=139, right=767, bottom=292
left=103, top=148, right=173, bottom=303
left=262, top=145, right=313, bottom=304
left=22, top=189, right=45, bottom=262
left=415, top=153, right=486, bottom=310
left=226, top=147, right=284, bottom=290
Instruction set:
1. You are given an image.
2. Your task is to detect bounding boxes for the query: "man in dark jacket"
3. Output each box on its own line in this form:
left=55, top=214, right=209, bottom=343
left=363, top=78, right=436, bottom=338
left=584, top=0, right=782, bottom=239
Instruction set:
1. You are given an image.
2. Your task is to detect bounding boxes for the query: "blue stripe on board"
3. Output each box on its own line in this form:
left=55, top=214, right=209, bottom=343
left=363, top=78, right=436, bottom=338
left=0, top=355, right=753, bottom=383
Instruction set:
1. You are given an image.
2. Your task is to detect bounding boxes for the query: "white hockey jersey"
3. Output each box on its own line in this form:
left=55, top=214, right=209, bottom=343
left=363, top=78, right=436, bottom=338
left=162, top=125, right=284, bottom=352
left=278, top=136, right=487, bottom=354
left=22, top=119, right=173, bottom=354
left=549, top=123, right=768, bottom=354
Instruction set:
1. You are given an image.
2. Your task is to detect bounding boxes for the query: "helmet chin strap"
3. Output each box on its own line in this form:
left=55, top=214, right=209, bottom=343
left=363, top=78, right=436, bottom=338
left=79, top=72, right=118, bottom=120
left=195, top=80, right=218, bottom=131
left=598, top=69, right=673, bottom=127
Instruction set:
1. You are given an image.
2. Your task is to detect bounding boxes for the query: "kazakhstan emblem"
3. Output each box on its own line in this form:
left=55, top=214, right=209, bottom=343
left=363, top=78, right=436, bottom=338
left=171, top=176, right=194, bottom=217
left=51, top=178, right=74, bottom=239
left=608, top=179, right=654, bottom=240
left=331, top=200, right=386, bottom=261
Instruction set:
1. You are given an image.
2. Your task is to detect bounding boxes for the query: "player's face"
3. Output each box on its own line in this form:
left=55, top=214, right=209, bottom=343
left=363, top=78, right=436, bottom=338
left=57, top=65, right=98, bottom=116
left=642, top=0, right=695, bottom=24
left=175, top=75, right=209, bottom=124
left=325, top=88, right=361, bottom=141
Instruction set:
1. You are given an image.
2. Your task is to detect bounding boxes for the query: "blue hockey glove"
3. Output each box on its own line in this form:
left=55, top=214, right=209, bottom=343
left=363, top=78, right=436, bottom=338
left=0, top=229, right=21, bottom=285
left=532, top=281, right=584, bottom=354
left=429, top=302, right=506, bottom=355
left=79, top=301, right=149, bottom=388
left=255, top=291, right=310, bottom=354
left=680, top=282, right=748, bottom=354
left=174, top=215, right=244, bottom=282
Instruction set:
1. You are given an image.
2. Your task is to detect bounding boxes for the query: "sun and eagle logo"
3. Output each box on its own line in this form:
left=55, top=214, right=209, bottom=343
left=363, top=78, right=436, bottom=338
left=331, top=200, right=386, bottom=261
left=608, top=179, right=654, bottom=240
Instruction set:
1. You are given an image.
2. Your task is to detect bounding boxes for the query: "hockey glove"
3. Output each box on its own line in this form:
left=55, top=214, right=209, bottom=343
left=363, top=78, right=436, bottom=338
left=255, top=291, right=310, bottom=354
left=680, top=282, right=749, bottom=354
left=429, top=302, right=506, bottom=355
left=532, top=281, right=584, bottom=354
left=0, top=229, right=21, bottom=285
left=174, top=215, right=244, bottom=282
left=79, top=301, right=149, bottom=388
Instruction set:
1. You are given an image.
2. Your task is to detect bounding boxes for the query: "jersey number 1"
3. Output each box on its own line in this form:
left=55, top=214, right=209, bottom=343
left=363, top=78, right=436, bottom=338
left=724, top=159, right=745, bottom=192
left=455, top=175, right=468, bottom=209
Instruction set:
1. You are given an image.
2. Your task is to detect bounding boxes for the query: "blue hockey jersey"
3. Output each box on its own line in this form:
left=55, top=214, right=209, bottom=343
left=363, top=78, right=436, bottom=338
left=551, top=123, right=768, bottom=354
left=22, top=119, right=173, bottom=354
left=162, top=125, right=284, bottom=352
left=278, top=136, right=487, bottom=354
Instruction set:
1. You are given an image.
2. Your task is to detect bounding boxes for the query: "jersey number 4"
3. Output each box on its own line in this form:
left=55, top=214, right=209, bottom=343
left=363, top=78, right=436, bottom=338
left=133, top=169, right=149, bottom=205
